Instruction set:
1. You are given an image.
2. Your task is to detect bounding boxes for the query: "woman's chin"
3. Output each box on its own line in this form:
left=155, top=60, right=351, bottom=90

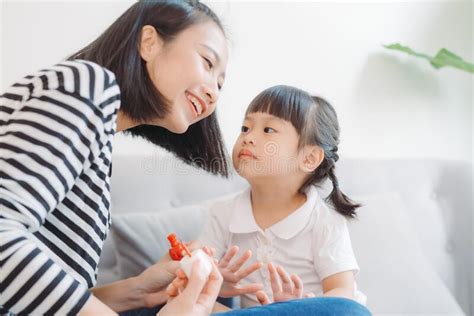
left=166, top=119, right=190, bottom=134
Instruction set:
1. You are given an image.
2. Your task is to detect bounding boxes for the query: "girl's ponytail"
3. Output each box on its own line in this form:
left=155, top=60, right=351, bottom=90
left=326, top=163, right=360, bottom=218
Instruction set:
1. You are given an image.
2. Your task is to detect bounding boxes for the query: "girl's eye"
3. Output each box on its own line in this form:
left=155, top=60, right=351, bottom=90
left=241, top=126, right=249, bottom=133
left=203, top=57, right=213, bottom=69
left=264, top=127, right=276, bottom=133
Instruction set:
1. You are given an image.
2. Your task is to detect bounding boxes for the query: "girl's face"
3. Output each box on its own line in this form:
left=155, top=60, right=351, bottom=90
left=232, top=112, right=304, bottom=180
left=140, top=21, right=228, bottom=133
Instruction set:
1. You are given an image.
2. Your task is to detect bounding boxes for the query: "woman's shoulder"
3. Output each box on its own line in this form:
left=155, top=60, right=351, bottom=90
left=41, top=59, right=119, bottom=100
left=3, top=59, right=120, bottom=106
left=1, top=59, right=121, bottom=136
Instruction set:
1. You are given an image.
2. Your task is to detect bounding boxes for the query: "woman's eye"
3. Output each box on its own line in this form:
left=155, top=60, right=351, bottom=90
left=241, top=126, right=249, bottom=133
left=264, top=127, right=276, bottom=133
left=203, top=57, right=213, bottom=69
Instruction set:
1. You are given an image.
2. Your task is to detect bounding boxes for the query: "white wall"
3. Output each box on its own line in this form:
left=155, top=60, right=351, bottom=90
left=0, top=1, right=3, bottom=90
left=1, top=0, right=472, bottom=163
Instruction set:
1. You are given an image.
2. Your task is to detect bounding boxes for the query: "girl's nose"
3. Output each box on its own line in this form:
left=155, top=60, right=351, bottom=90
left=243, top=134, right=255, bottom=145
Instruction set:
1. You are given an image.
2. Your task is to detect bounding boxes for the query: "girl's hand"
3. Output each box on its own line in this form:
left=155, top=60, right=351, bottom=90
left=255, top=263, right=314, bottom=305
left=217, top=246, right=263, bottom=298
left=158, top=259, right=223, bottom=316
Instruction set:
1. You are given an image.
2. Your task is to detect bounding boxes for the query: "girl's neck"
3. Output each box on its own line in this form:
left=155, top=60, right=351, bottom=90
left=249, top=180, right=307, bottom=230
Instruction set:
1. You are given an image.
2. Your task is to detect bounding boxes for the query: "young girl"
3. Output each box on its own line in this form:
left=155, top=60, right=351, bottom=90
left=200, top=85, right=366, bottom=309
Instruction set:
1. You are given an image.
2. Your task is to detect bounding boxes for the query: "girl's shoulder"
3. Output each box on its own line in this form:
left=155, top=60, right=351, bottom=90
left=312, top=193, right=349, bottom=228
left=207, top=188, right=250, bottom=219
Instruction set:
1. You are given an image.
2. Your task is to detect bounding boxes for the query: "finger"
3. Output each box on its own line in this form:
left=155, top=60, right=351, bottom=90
left=176, top=268, right=187, bottom=279
left=202, top=246, right=213, bottom=257
left=291, top=273, right=303, bottom=298
left=166, top=283, right=178, bottom=297
left=234, top=283, right=264, bottom=295
left=236, top=261, right=263, bottom=279
left=179, top=260, right=207, bottom=303
left=194, top=259, right=224, bottom=314
left=276, top=265, right=292, bottom=293
left=256, top=290, right=271, bottom=305
left=268, top=262, right=282, bottom=294
left=218, top=245, right=239, bottom=268
left=186, top=240, right=202, bottom=251
left=229, top=249, right=252, bottom=273
left=202, top=246, right=217, bottom=258
left=173, top=275, right=188, bottom=291
left=146, top=288, right=170, bottom=306
left=304, top=292, right=316, bottom=298
left=166, top=277, right=186, bottom=297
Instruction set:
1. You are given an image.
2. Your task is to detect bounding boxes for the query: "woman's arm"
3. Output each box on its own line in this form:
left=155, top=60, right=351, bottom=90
left=322, top=271, right=355, bottom=299
left=0, top=61, right=118, bottom=315
left=78, top=295, right=116, bottom=316
left=90, top=258, right=180, bottom=312
left=90, top=277, right=150, bottom=312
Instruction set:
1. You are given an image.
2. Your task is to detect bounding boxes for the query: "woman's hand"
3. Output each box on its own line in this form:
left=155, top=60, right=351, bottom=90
left=256, top=263, right=315, bottom=305
left=157, top=258, right=223, bottom=316
left=135, top=259, right=180, bottom=308
left=135, top=241, right=217, bottom=308
left=217, top=246, right=263, bottom=298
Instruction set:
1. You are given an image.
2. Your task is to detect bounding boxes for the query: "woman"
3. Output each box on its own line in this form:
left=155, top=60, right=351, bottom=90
left=1, top=1, right=228, bottom=314
left=0, top=1, right=371, bottom=315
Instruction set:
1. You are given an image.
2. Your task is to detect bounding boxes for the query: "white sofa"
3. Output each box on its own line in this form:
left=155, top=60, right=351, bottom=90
left=98, top=150, right=472, bottom=315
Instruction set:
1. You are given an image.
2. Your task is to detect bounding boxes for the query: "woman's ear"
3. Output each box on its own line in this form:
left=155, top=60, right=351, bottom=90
left=300, top=145, right=324, bottom=173
left=139, top=25, right=164, bottom=62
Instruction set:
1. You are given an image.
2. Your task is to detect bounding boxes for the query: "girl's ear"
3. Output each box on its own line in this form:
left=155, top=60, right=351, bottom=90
left=139, top=25, right=164, bottom=62
left=300, top=145, right=324, bottom=173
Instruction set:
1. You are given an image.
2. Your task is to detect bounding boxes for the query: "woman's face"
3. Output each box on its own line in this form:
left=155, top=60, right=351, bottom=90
left=140, top=21, right=228, bottom=133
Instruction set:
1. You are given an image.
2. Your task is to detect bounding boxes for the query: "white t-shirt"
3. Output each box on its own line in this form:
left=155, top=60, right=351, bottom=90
left=199, top=185, right=365, bottom=308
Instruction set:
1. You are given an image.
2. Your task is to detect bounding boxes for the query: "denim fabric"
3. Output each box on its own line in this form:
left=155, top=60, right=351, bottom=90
left=120, top=297, right=371, bottom=316
left=214, top=297, right=371, bottom=316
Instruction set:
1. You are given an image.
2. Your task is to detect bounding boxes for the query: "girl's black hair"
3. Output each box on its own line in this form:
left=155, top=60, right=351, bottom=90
left=69, top=0, right=229, bottom=177
left=246, top=85, right=360, bottom=218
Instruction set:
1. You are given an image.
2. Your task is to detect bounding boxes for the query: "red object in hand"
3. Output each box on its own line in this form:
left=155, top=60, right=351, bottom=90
left=167, top=233, right=192, bottom=260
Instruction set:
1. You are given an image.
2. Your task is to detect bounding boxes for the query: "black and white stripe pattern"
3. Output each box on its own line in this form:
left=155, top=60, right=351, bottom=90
left=0, top=60, right=121, bottom=314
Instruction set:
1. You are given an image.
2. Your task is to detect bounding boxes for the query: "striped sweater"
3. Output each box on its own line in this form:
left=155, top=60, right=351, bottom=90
left=0, top=60, right=121, bottom=314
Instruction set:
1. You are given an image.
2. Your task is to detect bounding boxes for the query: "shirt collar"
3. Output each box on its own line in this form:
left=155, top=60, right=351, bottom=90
left=228, top=186, right=319, bottom=239
left=229, top=188, right=261, bottom=234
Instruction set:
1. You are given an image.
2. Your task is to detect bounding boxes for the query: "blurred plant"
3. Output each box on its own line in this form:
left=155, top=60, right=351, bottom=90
left=384, top=43, right=474, bottom=74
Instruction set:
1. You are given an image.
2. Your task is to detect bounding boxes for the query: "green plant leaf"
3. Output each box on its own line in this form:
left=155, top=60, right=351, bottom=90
left=384, top=43, right=474, bottom=74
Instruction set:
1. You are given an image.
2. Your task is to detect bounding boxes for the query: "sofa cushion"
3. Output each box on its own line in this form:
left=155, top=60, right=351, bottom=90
left=348, top=192, right=463, bottom=315
left=111, top=205, right=206, bottom=279
left=109, top=190, right=464, bottom=315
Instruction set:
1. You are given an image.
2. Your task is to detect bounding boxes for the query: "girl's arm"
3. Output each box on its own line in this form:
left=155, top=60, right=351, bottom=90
left=322, top=271, right=355, bottom=299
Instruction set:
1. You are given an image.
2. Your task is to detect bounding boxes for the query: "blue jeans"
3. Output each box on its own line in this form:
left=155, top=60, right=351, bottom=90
left=120, top=297, right=371, bottom=316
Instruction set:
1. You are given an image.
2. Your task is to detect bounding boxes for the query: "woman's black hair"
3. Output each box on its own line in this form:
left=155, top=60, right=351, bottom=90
left=245, top=85, right=360, bottom=218
left=69, top=0, right=229, bottom=176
